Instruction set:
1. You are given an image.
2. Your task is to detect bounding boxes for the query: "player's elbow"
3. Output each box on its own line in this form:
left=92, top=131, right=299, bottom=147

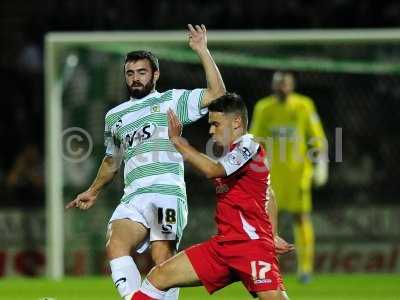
left=103, top=156, right=120, bottom=173
left=213, top=86, right=226, bottom=98
left=204, top=165, right=225, bottom=179
left=205, top=171, right=216, bottom=179
left=207, top=86, right=226, bottom=100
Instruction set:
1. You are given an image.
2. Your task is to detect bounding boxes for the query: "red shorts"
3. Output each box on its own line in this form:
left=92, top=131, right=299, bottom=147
left=185, top=237, right=285, bottom=295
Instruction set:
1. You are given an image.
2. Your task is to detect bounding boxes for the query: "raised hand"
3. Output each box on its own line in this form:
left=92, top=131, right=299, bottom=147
left=167, top=109, right=183, bottom=139
left=187, top=24, right=207, bottom=53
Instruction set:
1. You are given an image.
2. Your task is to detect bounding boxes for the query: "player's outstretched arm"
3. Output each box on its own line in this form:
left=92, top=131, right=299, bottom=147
left=275, top=236, right=295, bottom=255
left=168, top=109, right=225, bottom=178
left=266, top=186, right=295, bottom=255
left=187, top=24, right=226, bottom=108
left=65, top=156, right=119, bottom=210
left=266, top=186, right=278, bottom=236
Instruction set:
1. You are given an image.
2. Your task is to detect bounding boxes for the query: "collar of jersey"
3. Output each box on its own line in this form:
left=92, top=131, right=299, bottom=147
left=129, top=90, right=160, bottom=103
left=232, top=133, right=254, bottom=146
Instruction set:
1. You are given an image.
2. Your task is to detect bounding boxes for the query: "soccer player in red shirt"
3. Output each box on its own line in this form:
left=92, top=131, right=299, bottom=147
left=131, top=93, right=293, bottom=300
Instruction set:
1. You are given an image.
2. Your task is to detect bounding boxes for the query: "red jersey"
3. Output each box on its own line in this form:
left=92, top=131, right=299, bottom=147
left=213, top=134, right=274, bottom=249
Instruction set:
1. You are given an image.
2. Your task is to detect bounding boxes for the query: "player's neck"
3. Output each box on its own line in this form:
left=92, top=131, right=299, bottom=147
left=130, top=89, right=157, bottom=100
left=277, top=96, right=288, bottom=103
left=231, top=128, right=246, bottom=143
left=276, top=93, right=290, bottom=103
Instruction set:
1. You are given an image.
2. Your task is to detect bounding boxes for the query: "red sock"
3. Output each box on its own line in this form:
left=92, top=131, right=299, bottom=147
left=131, top=290, right=156, bottom=300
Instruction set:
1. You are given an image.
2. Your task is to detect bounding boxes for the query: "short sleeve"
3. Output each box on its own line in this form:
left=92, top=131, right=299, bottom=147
left=218, top=136, right=260, bottom=176
left=104, top=117, right=122, bottom=158
left=173, top=89, right=207, bottom=125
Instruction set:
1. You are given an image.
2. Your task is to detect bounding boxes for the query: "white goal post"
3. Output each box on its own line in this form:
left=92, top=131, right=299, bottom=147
left=45, top=28, right=400, bottom=280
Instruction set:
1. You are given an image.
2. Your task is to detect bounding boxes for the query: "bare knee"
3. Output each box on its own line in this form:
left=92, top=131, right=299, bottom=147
left=258, top=290, right=289, bottom=300
left=106, top=237, right=131, bottom=260
left=147, top=264, right=171, bottom=291
left=105, top=219, right=148, bottom=260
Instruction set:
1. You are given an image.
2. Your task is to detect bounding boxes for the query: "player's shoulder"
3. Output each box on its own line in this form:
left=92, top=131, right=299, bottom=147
left=291, top=93, right=314, bottom=106
left=105, top=99, right=132, bottom=119
left=291, top=93, right=316, bottom=112
left=105, top=91, right=170, bottom=117
left=256, top=95, right=275, bottom=105
left=254, top=95, right=277, bottom=111
left=157, top=89, right=174, bottom=99
left=170, top=88, right=204, bottom=99
left=234, top=133, right=260, bottom=158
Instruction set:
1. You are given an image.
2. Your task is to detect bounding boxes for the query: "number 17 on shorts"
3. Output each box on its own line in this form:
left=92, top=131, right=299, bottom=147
left=251, top=261, right=272, bottom=284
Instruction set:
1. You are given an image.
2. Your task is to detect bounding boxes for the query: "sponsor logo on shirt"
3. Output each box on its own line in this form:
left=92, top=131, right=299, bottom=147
left=241, top=146, right=252, bottom=159
left=270, top=126, right=296, bottom=138
left=124, top=122, right=157, bottom=148
left=228, top=153, right=242, bottom=166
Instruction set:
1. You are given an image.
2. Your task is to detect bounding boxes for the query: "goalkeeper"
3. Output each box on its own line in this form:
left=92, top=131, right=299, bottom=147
left=250, top=71, right=328, bottom=283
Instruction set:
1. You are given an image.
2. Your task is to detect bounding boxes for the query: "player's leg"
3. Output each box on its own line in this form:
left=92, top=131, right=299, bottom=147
left=231, top=240, right=289, bottom=300
left=146, top=197, right=188, bottom=300
left=132, top=239, right=233, bottom=300
left=297, top=168, right=314, bottom=283
left=150, top=250, right=202, bottom=289
left=106, top=219, right=148, bottom=259
left=151, top=240, right=176, bottom=265
left=293, top=211, right=314, bottom=283
left=106, top=204, right=150, bottom=299
left=257, top=290, right=290, bottom=300
left=150, top=240, right=180, bottom=300
left=291, top=174, right=314, bottom=283
left=131, top=251, right=202, bottom=300
left=279, top=168, right=314, bottom=283
left=106, top=219, right=148, bottom=299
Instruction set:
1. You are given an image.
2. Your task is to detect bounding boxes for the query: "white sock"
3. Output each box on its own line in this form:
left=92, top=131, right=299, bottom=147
left=164, top=288, right=180, bottom=300
left=110, top=256, right=141, bottom=298
left=124, top=293, right=134, bottom=300
left=140, top=278, right=166, bottom=300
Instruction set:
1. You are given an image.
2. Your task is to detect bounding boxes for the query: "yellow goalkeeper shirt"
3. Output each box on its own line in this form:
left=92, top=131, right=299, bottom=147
left=250, top=92, right=326, bottom=186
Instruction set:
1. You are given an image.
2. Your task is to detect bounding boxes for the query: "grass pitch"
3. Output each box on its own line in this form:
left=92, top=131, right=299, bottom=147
left=1, top=274, right=399, bottom=300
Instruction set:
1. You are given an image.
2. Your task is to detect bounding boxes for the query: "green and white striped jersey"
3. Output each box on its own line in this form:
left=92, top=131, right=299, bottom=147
left=104, top=89, right=206, bottom=204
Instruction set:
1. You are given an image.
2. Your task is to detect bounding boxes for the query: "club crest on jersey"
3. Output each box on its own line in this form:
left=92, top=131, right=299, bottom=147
left=124, top=122, right=157, bottom=148
left=150, top=104, right=160, bottom=113
left=228, top=152, right=242, bottom=166
left=115, top=119, right=123, bottom=129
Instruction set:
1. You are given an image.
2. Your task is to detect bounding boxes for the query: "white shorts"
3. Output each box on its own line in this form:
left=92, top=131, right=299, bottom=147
left=108, top=194, right=188, bottom=253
